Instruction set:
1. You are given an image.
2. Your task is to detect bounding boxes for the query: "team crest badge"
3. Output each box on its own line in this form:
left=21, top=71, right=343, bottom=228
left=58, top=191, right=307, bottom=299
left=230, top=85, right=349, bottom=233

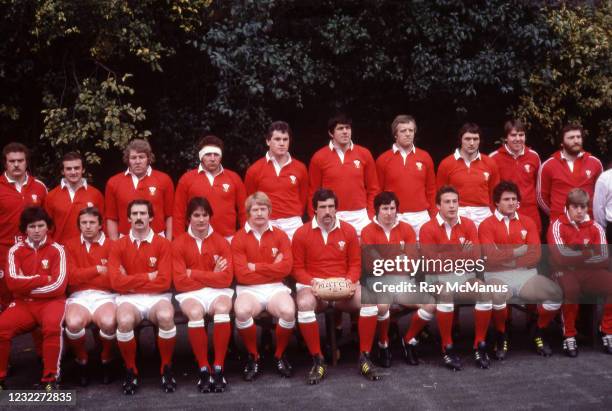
left=459, top=237, right=465, bottom=245
left=483, top=172, right=490, bottom=181
left=289, top=175, right=297, bottom=185
left=100, top=258, right=108, bottom=265
left=338, top=241, right=346, bottom=251
left=222, top=183, right=230, bottom=192
left=586, top=169, right=592, bottom=177
left=8, top=302, right=15, bottom=309
left=416, top=162, right=423, bottom=171
left=353, top=160, right=361, bottom=169
left=31, top=194, right=38, bottom=203
left=148, top=186, right=157, bottom=196
left=149, top=257, right=157, bottom=267
left=583, top=238, right=590, bottom=245
left=524, top=164, right=531, bottom=173
left=520, top=229, right=527, bottom=240
left=271, top=247, right=278, bottom=257
left=87, top=202, right=94, bottom=207
left=41, top=259, right=49, bottom=269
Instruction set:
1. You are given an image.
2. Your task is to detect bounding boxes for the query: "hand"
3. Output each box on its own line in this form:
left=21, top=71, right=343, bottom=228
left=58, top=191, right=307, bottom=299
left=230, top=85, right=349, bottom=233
left=186, top=269, right=192, bottom=278
left=97, top=265, right=108, bottom=274
left=346, top=279, right=356, bottom=297
left=273, top=252, right=284, bottom=264
left=462, top=240, right=474, bottom=252
left=512, top=244, right=528, bottom=258
left=214, top=257, right=228, bottom=272
left=247, top=262, right=256, bottom=271
left=148, top=271, right=158, bottom=281
left=310, top=278, right=321, bottom=297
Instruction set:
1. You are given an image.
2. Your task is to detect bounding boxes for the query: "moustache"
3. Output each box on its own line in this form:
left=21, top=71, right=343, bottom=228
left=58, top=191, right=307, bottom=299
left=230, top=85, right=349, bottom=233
left=135, top=220, right=144, bottom=224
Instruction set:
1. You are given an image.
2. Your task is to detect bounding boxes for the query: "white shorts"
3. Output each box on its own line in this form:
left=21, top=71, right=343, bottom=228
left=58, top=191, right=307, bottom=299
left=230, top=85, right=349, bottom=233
left=484, top=268, right=538, bottom=297
left=66, top=289, right=117, bottom=316
left=270, top=216, right=303, bottom=240
left=236, top=283, right=291, bottom=309
left=398, top=210, right=431, bottom=240
left=295, top=278, right=323, bottom=293
left=337, top=208, right=370, bottom=236
left=115, top=293, right=172, bottom=320
left=458, top=206, right=492, bottom=227
left=175, top=288, right=234, bottom=313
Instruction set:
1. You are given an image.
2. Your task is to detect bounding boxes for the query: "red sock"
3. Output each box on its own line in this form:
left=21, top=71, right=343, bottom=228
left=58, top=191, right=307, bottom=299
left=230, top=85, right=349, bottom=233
left=274, top=322, right=294, bottom=358
left=213, top=321, right=231, bottom=369
left=238, top=323, right=259, bottom=359
left=602, top=304, right=612, bottom=335
left=537, top=304, right=559, bottom=329
left=157, top=327, right=176, bottom=373
left=66, top=333, right=88, bottom=364
left=473, top=306, right=492, bottom=348
left=492, top=307, right=508, bottom=333
left=117, top=336, right=138, bottom=373
left=377, top=316, right=390, bottom=346
left=187, top=322, right=209, bottom=369
left=436, top=310, right=454, bottom=349
left=358, top=310, right=378, bottom=354
left=298, top=320, right=321, bottom=356
left=561, top=304, right=579, bottom=337
left=100, top=336, right=115, bottom=363
left=404, top=310, right=429, bottom=342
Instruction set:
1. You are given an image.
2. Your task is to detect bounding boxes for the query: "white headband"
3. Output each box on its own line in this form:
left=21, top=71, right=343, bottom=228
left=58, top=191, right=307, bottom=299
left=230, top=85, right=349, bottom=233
left=199, top=145, right=222, bottom=161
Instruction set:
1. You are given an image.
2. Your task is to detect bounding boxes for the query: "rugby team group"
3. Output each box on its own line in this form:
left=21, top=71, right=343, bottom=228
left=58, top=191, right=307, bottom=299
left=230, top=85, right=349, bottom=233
left=0, top=114, right=611, bottom=395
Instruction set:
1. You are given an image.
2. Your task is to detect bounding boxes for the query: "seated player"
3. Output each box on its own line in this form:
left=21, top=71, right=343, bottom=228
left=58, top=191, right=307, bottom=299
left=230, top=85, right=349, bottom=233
left=64, top=207, right=117, bottom=385
left=0, top=207, right=67, bottom=390
left=548, top=188, right=612, bottom=356
left=361, top=191, right=435, bottom=367
left=231, top=192, right=295, bottom=381
left=293, top=188, right=382, bottom=383
left=479, top=181, right=562, bottom=359
left=172, top=197, right=233, bottom=392
left=108, top=199, right=176, bottom=395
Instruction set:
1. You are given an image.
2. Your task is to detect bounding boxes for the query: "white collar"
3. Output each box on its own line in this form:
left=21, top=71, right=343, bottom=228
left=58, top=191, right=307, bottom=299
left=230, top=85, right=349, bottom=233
left=124, top=166, right=152, bottom=178
left=61, top=178, right=88, bottom=191
left=436, top=213, right=461, bottom=227
left=80, top=232, right=106, bottom=246
left=26, top=235, right=47, bottom=249
left=373, top=216, right=399, bottom=231
left=560, top=150, right=585, bottom=161
left=328, top=140, right=354, bottom=152
left=494, top=209, right=519, bottom=221
left=4, top=172, right=28, bottom=185
left=244, top=221, right=273, bottom=234
left=311, top=216, right=341, bottom=232
left=392, top=143, right=416, bottom=155
left=453, top=148, right=481, bottom=162
left=503, top=144, right=525, bottom=158
left=129, top=228, right=154, bottom=244
left=266, top=151, right=292, bottom=165
left=188, top=224, right=214, bottom=240
left=198, top=163, right=224, bottom=177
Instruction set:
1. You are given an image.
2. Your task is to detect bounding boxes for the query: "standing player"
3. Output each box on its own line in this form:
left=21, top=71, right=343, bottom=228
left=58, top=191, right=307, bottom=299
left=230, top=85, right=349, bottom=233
left=0, top=143, right=47, bottom=308
left=172, top=197, right=233, bottom=392
left=64, top=207, right=116, bottom=385
left=479, top=181, right=562, bottom=359
left=293, top=189, right=381, bottom=383
left=244, top=121, right=308, bottom=239
left=108, top=199, right=176, bottom=394
left=0, top=207, right=67, bottom=390
left=538, top=123, right=603, bottom=220
left=231, top=192, right=295, bottom=381
left=45, top=152, right=104, bottom=244
left=437, top=123, right=500, bottom=227
left=376, top=115, right=436, bottom=237
left=489, top=120, right=542, bottom=232
left=308, top=114, right=380, bottom=236
left=105, top=139, right=174, bottom=240
left=174, top=135, right=246, bottom=241
left=547, top=189, right=612, bottom=356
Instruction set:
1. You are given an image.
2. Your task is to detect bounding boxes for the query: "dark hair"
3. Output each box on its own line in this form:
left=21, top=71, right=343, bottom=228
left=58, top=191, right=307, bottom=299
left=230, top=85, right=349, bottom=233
left=312, top=188, right=338, bottom=210
left=566, top=188, right=589, bottom=207
left=266, top=121, right=292, bottom=141
left=62, top=151, right=83, bottom=163
left=77, top=206, right=103, bottom=228
left=457, top=122, right=481, bottom=146
left=123, top=139, right=155, bottom=165
left=327, top=113, right=352, bottom=134
left=19, top=206, right=53, bottom=233
left=187, top=196, right=213, bottom=220
left=2, top=142, right=29, bottom=167
left=493, top=181, right=521, bottom=204
left=435, top=185, right=459, bottom=205
left=374, top=191, right=400, bottom=216
left=559, top=122, right=583, bottom=143
left=197, top=135, right=224, bottom=152
left=504, top=119, right=526, bottom=136
left=127, top=199, right=154, bottom=218
left=391, top=115, right=417, bottom=137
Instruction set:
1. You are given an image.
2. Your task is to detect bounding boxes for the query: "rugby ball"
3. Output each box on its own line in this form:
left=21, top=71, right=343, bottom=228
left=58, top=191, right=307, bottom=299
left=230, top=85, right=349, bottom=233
left=313, top=277, right=354, bottom=301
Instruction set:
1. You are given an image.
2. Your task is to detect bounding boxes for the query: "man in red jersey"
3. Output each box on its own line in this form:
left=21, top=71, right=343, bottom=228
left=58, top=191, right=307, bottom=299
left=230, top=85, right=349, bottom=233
left=547, top=189, right=612, bottom=356
left=308, top=114, right=380, bottom=236
left=293, top=188, right=381, bottom=383
left=245, top=121, right=308, bottom=239
left=108, top=199, right=176, bottom=395
left=0, top=143, right=48, bottom=308
left=419, top=186, right=491, bottom=371
left=174, top=135, right=246, bottom=242
left=361, top=191, right=435, bottom=367
left=437, top=123, right=500, bottom=227
left=376, top=115, right=436, bottom=238
left=231, top=192, right=295, bottom=381
left=538, top=123, right=603, bottom=220
left=46, top=152, right=104, bottom=244
left=64, top=207, right=116, bottom=386
left=0, top=207, right=67, bottom=390
left=489, top=120, right=542, bottom=232
left=479, top=181, right=561, bottom=360
left=105, top=139, right=174, bottom=240
left=173, top=197, right=233, bottom=392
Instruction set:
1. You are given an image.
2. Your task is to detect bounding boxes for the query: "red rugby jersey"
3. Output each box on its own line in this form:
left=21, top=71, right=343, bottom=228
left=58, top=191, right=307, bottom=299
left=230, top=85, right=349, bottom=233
left=173, top=166, right=246, bottom=238
left=244, top=154, right=308, bottom=219
left=361, top=219, right=417, bottom=246
left=105, top=167, right=174, bottom=235
left=172, top=229, right=233, bottom=292
left=547, top=214, right=608, bottom=269
left=308, top=142, right=380, bottom=218
left=65, top=233, right=113, bottom=293
left=108, top=230, right=172, bottom=294
left=45, top=180, right=105, bottom=244
left=231, top=223, right=292, bottom=285
left=292, top=219, right=361, bottom=284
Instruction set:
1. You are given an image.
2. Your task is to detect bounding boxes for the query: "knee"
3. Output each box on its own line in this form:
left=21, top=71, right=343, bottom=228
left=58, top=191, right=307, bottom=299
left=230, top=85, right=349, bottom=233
left=213, top=299, right=232, bottom=315
left=96, top=316, right=116, bottom=333
left=116, top=314, right=135, bottom=332
left=155, top=308, right=175, bottom=327
left=277, top=305, right=296, bottom=322
left=185, top=306, right=204, bottom=321
left=65, top=316, right=87, bottom=332
left=296, top=292, right=316, bottom=311
left=233, top=303, right=252, bottom=321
